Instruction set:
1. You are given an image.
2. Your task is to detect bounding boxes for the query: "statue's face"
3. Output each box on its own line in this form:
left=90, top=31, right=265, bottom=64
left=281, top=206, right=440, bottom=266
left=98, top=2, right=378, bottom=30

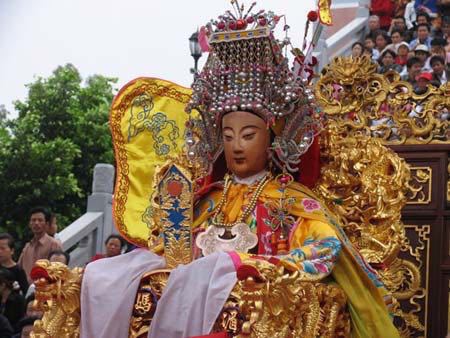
left=222, top=111, right=270, bottom=179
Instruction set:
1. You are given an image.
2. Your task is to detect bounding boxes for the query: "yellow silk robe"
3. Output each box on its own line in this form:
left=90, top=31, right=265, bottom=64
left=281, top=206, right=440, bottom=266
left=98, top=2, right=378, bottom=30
left=193, top=178, right=400, bottom=338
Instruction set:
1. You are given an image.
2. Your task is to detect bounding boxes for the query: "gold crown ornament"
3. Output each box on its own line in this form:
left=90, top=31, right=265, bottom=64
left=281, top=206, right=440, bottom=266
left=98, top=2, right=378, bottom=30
left=185, top=1, right=327, bottom=173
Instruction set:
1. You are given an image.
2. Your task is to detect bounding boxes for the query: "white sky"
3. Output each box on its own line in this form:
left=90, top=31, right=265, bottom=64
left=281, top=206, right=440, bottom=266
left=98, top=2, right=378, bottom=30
left=0, top=0, right=316, bottom=117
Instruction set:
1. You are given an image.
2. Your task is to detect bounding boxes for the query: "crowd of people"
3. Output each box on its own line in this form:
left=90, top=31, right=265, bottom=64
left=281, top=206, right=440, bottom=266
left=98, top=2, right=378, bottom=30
left=351, top=0, right=450, bottom=94
left=0, top=207, right=128, bottom=337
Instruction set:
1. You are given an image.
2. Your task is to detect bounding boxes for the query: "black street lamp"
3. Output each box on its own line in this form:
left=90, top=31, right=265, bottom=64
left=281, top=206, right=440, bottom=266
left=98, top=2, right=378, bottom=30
left=189, top=30, right=203, bottom=74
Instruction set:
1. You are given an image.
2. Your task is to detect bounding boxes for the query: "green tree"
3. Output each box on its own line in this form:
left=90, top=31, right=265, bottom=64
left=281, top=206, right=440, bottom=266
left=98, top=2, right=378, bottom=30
left=0, top=64, right=116, bottom=241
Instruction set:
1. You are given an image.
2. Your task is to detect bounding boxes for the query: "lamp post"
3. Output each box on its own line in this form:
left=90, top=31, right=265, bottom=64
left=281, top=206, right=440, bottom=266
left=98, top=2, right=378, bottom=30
left=189, top=30, right=202, bottom=74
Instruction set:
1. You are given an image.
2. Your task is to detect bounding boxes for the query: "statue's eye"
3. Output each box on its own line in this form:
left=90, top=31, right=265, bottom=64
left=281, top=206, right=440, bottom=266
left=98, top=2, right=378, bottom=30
left=243, top=133, right=255, bottom=140
left=224, top=135, right=233, bottom=142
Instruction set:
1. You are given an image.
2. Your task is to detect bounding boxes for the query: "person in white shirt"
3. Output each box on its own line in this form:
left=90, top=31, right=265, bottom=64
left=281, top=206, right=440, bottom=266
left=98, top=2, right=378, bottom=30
left=404, top=0, right=417, bottom=30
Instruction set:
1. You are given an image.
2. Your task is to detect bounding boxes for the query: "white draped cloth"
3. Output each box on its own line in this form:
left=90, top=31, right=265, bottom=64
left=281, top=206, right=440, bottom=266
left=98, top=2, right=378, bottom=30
left=80, top=249, right=237, bottom=338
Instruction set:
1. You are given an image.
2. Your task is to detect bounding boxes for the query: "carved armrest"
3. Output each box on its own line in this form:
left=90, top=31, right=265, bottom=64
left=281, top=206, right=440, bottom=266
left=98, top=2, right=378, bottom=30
left=30, top=260, right=83, bottom=338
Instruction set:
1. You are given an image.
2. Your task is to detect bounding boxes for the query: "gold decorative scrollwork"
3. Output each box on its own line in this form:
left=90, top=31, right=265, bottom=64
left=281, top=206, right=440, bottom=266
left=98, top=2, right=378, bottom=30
left=406, top=167, right=432, bottom=205
left=315, top=126, right=410, bottom=266
left=316, top=56, right=449, bottom=145
left=212, top=259, right=351, bottom=337
left=314, top=123, right=428, bottom=337
left=386, top=225, right=430, bottom=338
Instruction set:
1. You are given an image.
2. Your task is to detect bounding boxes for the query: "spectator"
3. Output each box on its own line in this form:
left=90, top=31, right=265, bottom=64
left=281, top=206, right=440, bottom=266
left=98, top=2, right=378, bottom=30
left=363, top=47, right=374, bottom=59
left=351, top=42, right=364, bottom=57
left=90, top=234, right=125, bottom=262
left=389, top=15, right=409, bottom=35
left=18, top=207, right=62, bottom=284
left=430, top=37, right=450, bottom=62
left=0, top=314, right=13, bottom=338
left=0, top=234, right=28, bottom=296
left=13, top=316, right=40, bottom=338
left=395, top=41, right=411, bottom=66
left=438, top=0, right=450, bottom=16
left=430, top=55, right=450, bottom=83
left=404, top=0, right=417, bottom=29
left=364, top=36, right=381, bottom=60
left=367, top=15, right=381, bottom=39
left=414, top=72, right=438, bottom=93
left=415, top=0, right=438, bottom=16
left=24, top=295, right=41, bottom=318
left=387, top=29, right=405, bottom=51
left=370, top=0, right=395, bottom=30
left=48, top=250, right=70, bottom=265
left=0, top=269, right=25, bottom=329
left=394, top=0, right=409, bottom=17
left=378, top=49, right=403, bottom=73
left=375, top=31, right=391, bottom=53
left=414, top=44, right=432, bottom=70
left=409, top=24, right=433, bottom=49
left=47, top=214, right=57, bottom=238
left=416, top=11, right=432, bottom=25
left=401, top=56, right=423, bottom=83
left=442, top=17, right=450, bottom=51
left=431, top=13, right=443, bottom=37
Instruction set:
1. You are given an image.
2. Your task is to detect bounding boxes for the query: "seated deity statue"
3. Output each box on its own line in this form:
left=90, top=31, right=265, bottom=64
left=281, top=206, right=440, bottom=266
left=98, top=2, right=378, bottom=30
left=31, top=3, right=402, bottom=338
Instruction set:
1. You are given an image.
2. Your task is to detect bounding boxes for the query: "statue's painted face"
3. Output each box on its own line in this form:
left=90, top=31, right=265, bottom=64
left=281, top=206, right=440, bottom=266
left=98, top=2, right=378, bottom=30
left=222, top=111, right=270, bottom=179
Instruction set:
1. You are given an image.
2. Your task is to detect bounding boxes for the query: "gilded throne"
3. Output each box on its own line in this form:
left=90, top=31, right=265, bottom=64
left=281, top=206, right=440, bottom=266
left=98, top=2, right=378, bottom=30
left=28, top=4, right=430, bottom=338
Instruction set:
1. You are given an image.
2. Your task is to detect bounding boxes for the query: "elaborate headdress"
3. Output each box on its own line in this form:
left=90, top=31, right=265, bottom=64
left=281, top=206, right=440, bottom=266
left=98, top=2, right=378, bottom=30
left=185, top=1, right=324, bottom=173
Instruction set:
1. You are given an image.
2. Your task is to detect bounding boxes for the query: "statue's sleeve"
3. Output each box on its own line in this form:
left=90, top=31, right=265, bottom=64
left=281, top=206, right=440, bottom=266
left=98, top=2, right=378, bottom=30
left=277, top=219, right=342, bottom=279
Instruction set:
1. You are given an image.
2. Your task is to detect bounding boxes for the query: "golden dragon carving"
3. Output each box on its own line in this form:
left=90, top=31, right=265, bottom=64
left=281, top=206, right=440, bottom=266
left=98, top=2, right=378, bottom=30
left=316, top=56, right=449, bottom=144
left=314, top=55, right=435, bottom=336
left=30, top=260, right=83, bottom=338
left=214, top=259, right=351, bottom=338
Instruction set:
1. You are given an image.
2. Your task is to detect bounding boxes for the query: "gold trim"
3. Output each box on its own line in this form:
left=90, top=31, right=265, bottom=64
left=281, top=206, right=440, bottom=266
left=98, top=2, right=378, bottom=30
left=403, top=224, right=430, bottom=337
left=447, top=163, right=450, bottom=202
left=448, top=279, right=450, bottom=337
left=152, top=159, right=194, bottom=268
left=407, top=167, right=432, bottom=205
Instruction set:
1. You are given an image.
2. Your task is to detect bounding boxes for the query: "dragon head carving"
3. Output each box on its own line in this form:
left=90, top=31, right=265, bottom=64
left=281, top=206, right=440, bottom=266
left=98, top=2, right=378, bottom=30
left=315, top=129, right=410, bottom=266
left=30, top=259, right=83, bottom=338
left=31, top=260, right=81, bottom=301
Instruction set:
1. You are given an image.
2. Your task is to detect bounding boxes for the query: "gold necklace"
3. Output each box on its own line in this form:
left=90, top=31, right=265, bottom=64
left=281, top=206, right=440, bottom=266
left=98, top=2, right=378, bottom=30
left=211, top=172, right=271, bottom=229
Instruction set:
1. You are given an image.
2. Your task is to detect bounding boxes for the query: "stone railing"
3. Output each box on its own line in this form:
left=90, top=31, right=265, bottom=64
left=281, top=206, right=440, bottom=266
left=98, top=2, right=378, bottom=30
left=57, top=163, right=115, bottom=267
left=314, top=0, right=369, bottom=72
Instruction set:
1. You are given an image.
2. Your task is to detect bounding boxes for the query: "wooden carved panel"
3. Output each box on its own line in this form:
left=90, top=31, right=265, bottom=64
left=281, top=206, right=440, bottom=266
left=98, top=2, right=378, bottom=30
left=448, top=277, right=450, bottom=336
left=391, top=224, right=430, bottom=338
left=445, top=219, right=450, bottom=266
left=442, top=274, right=450, bottom=337
left=406, top=167, right=432, bottom=205
left=394, top=152, right=448, bottom=213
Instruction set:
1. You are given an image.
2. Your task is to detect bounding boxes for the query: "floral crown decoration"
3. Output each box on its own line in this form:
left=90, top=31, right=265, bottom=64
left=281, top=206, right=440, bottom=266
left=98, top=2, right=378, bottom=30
left=185, top=1, right=329, bottom=175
